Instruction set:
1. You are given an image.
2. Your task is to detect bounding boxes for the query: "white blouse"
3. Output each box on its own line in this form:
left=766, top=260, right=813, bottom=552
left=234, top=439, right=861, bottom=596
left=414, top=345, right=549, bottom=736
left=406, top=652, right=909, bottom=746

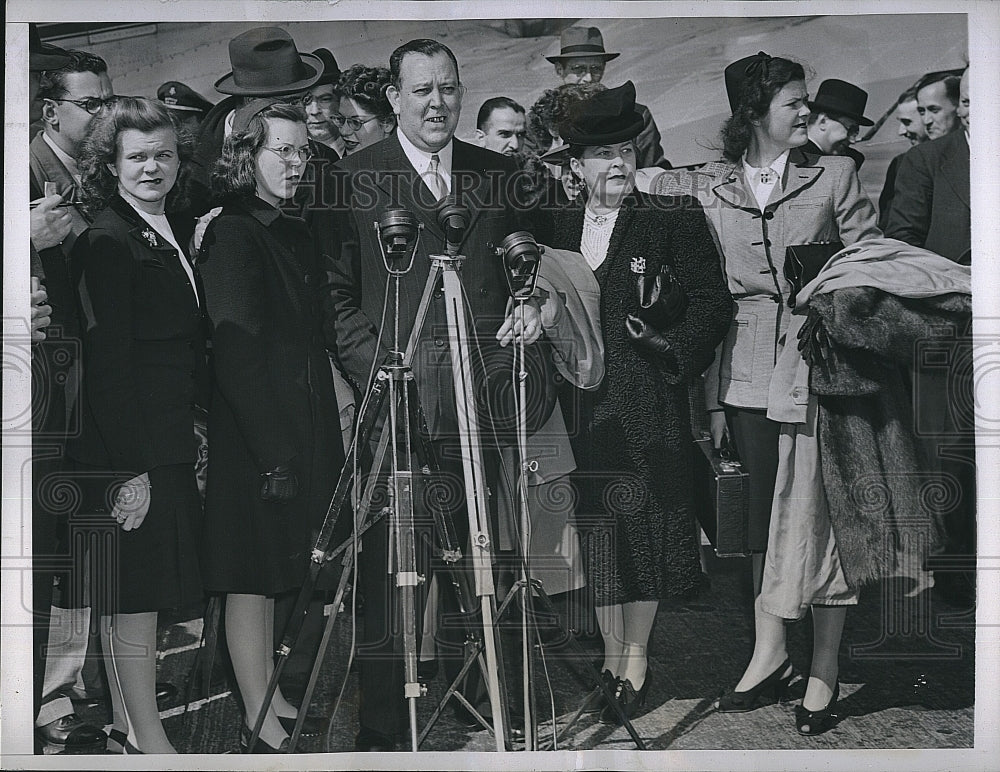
left=580, top=206, right=620, bottom=271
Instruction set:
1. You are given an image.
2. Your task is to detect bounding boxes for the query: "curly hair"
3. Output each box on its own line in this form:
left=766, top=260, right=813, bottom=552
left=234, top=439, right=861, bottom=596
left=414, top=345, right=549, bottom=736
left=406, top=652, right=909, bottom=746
left=720, top=56, right=806, bottom=162
left=524, top=82, right=606, bottom=159
left=211, top=102, right=307, bottom=200
left=37, top=49, right=108, bottom=101
left=337, top=64, right=394, bottom=120
left=78, top=96, right=192, bottom=217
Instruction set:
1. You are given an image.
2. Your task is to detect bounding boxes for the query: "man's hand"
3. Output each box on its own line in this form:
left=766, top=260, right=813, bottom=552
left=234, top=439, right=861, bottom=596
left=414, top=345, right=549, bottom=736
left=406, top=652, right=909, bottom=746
left=497, top=299, right=543, bottom=347
left=709, top=411, right=729, bottom=451
left=30, top=194, right=72, bottom=251
left=30, top=277, right=52, bottom=342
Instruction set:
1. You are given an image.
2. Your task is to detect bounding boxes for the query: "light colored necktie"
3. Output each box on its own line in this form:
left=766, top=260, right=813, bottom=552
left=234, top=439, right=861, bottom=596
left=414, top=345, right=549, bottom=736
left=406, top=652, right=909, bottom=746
left=427, top=153, right=446, bottom=200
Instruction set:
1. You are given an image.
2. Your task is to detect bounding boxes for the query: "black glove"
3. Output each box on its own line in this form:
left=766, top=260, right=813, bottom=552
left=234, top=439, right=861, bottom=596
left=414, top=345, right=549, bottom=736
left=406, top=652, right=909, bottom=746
left=626, top=314, right=679, bottom=375
left=796, top=306, right=832, bottom=368
left=634, top=264, right=688, bottom=331
left=260, top=464, right=298, bottom=502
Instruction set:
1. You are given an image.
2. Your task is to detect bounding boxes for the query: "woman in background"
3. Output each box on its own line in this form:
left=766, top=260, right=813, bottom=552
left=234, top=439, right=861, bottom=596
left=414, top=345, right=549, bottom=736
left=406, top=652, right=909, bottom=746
left=336, top=64, right=396, bottom=154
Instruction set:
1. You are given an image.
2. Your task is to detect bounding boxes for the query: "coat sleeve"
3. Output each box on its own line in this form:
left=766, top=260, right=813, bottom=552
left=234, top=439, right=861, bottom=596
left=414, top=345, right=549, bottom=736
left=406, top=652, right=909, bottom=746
left=882, top=145, right=932, bottom=249
left=831, top=157, right=882, bottom=245
left=635, top=105, right=669, bottom=169
left=658, top=200, right=734, bottom=384
left=199, top=216, right=297, bottom=471
left=74, top=229, right=157, bottom=474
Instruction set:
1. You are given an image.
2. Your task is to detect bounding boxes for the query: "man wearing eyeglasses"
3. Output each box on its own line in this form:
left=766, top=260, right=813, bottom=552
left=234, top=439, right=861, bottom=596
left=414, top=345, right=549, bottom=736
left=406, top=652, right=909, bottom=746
left=546, top=26, right=669, bottom=169
left=802, top=78, right=873, bottom=171
left=28, top=44, right=112, bottom=753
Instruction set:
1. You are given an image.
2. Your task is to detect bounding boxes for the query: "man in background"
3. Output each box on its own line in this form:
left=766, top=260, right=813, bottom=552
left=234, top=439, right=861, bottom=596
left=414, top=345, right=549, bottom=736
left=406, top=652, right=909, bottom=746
left=474, top=96, right=527, bottom=157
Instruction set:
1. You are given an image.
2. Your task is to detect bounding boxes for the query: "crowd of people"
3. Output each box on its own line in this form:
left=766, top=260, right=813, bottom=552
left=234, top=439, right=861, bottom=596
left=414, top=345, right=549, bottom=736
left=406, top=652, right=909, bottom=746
left=26, top=21, right=974, bottom=755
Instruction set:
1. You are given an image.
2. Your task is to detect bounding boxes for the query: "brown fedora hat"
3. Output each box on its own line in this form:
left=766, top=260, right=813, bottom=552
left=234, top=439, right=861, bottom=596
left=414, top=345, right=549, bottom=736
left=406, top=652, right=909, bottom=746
left=215, top=27, right=322, bottom=96
left=808, top=79, right=874, bottom=126
left=545, top=26, right=620, bottom=64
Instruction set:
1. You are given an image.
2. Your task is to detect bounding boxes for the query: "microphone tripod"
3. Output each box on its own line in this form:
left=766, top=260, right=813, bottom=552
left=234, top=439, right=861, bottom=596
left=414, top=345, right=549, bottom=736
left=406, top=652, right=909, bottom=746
left=246, top=203, right=511, bottom=753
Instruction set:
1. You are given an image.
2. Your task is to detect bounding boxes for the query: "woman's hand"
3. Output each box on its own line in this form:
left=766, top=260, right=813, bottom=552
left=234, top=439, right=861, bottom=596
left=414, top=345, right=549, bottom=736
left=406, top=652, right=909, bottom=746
left=709, top=411, right=729, bottom=451
left=112, top=473, right=152, bottom=531
left=497, top=300, right=543, bottom=347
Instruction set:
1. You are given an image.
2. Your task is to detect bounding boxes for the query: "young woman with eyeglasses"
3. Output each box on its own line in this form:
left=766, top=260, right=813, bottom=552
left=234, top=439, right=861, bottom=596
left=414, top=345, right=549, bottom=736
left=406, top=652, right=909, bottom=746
left=198, top=100, right=345, bottom=753
left=335, top=64, right=397, bottom=154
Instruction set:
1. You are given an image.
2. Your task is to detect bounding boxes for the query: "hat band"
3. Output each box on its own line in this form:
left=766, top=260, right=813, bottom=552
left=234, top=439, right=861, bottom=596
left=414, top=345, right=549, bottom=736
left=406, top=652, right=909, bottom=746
left=559, top=43, right=608, bottom=55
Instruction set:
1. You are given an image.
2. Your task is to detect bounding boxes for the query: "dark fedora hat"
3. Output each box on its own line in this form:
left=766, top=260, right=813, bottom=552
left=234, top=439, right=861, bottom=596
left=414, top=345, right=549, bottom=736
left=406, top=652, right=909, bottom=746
left=545, top=26, right=620, bottom=64
left=311, top=48, right=341, bottom=88
left=157, top=81, right=215, bottom=114
left=29, top=23, right=73, bottom=72
left=808, top=79, right=874, bottom=126
left=215, top=27, right=322, bottom=96
left=541, top=80, right=643, bottom=161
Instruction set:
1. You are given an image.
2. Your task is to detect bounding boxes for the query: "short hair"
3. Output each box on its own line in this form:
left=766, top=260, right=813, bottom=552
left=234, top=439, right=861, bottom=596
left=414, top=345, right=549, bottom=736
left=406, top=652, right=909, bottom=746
left=78, top=97, right=191, bottom=217
left=720, top=56, right=806, bottom=162
left=211, top=101, right=307, bottom=200
left=389, top=39, right=459, bottom=89
left=897, top=85, right=920, bottom=105
left=37, top=49, right=109, bottom=101
left=338, top=64, right=394, bottom=120
left=915, top=71, right=961, bottom=106
left=476, top=97, right=525, bottom=131
left=524, top=83, right=603, bottom=158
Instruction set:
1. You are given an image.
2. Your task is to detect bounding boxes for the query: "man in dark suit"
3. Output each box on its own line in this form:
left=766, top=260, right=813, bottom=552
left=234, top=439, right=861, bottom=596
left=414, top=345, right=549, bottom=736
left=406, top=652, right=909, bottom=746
left=885, top=67, right=974, bottom=609
left=877, top=86, right=929, bottom=231
left=802, top=78, right=872, bottom=170
left=325, top=38, right=550, bottom=751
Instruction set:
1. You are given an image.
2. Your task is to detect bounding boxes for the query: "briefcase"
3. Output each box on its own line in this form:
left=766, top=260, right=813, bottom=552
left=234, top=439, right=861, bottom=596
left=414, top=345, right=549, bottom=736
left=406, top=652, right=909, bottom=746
left=691, top=432, right=751, bottom=557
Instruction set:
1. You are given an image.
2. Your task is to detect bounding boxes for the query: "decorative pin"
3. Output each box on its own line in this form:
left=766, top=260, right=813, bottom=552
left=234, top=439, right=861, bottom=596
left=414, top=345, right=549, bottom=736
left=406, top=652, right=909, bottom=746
left=141, top=228, right=159, bottom=248
left=758, top=168, right=775, bottom=185
left=630, top=255, right=647, bottom=274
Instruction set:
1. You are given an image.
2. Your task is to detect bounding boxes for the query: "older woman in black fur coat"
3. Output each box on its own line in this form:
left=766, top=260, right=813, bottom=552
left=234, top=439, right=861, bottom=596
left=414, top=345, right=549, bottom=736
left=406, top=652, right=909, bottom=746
left=541, top=82, right=732, bottom=723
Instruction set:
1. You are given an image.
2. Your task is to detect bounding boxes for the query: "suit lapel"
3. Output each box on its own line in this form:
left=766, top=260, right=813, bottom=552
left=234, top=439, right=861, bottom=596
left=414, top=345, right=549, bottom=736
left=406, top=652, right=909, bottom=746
left=376, top=134, right=447, bottom=243
left=711, top=161, right=757, bottom=212
left=766, top=149, right=824, bottom=209
left=29, top=134, right=91, bottom=251
left=450, top=139, right=484, bottom=243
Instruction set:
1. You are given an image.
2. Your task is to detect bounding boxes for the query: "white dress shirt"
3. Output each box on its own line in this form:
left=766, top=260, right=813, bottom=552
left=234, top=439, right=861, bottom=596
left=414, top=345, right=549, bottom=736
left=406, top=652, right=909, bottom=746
left=397, top=128, right=453, bottom=197
left=742, top=149, right=789, bottom=211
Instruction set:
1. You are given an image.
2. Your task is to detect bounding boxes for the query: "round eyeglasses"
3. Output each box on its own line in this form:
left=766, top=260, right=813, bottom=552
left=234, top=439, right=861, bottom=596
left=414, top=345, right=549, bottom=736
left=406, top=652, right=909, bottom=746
left=49, top=95, right=116, bottom=115
left=331, top=114, right=379, bottom=133
left=262, top=144, right=313, bottom=163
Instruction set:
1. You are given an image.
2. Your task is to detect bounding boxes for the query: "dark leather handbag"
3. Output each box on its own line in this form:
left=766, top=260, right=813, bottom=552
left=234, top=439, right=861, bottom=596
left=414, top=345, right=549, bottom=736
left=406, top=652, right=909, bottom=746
left=783, top=240, right=843, bottom=308
left=632, top=260, right=688, bottom=331
left=691, top=431, right=751, bottom=557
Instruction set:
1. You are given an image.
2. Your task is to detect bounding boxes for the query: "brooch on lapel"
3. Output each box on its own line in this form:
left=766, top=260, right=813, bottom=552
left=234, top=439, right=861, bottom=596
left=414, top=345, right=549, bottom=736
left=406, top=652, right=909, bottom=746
left=140, top=227, right=160, bottom=248
left=630, top=255, right=647, bottom=274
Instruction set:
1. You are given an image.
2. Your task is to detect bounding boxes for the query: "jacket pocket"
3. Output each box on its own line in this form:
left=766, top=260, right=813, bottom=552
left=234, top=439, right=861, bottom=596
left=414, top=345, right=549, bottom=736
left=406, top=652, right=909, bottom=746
left=720, top=311, right=757, bottom=383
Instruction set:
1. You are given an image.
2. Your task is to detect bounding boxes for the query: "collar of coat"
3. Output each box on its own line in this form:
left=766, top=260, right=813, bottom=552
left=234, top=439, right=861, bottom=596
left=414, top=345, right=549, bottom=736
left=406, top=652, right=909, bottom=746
left=108, top=194, right=189, bottom=255
left=697, top=147, right=825, bottom=212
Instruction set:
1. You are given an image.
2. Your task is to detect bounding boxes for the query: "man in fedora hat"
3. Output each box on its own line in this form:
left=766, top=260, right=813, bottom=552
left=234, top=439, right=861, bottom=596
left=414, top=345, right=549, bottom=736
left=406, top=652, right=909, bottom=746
left=157, top=80, right=215, bottom=134
left=303, top=47, right=346, bottom=159
left=803, top=78, right=874, bottom=170
left=545, top=25, right=669, bottom=169
left=185, top=26, right=325, bottom=215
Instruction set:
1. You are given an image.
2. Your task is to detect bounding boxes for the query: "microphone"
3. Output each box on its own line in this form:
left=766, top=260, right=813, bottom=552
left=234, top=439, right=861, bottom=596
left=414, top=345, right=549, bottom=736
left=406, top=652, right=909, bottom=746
left=437, top=196, right=470, bottom=257
left=493, top=231, right=542, bottom=299
left=373, top=207, right=420, bottom=275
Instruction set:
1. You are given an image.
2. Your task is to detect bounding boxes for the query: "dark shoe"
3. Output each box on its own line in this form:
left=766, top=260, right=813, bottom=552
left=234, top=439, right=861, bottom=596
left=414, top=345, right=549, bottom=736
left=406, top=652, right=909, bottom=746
left=716, top=658, right=793, bottom=713
left=600, top=671, right=652, bottom=725
left=795, top=681, right=840, bottom=736
left=278, top=712, right=327, bottom=737
left=239, top=724, right=289, bottom=753
left=582, top=665, right=616, bottom=714
left=155, top=681, right=179, bottom=706
left=35, top=714, right=106, bottom=749
left=354, top=726, right=399, bottom=751
left=106, top=729, right=142, bottom=754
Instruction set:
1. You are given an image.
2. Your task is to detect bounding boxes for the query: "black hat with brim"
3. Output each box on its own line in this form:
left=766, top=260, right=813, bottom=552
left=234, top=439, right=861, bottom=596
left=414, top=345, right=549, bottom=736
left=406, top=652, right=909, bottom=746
left=542, top=80, right=644, bottom=162
left=808, top=78, right=874, bottom=126
left=214, top=27, right=322, bottom=96
left=29, top=24, right=73, bottom=71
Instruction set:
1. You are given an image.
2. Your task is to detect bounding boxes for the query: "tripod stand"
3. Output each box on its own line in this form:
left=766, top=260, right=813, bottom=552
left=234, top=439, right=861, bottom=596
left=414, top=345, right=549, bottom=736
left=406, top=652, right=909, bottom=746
left=247, top=206, right=509, bottom=753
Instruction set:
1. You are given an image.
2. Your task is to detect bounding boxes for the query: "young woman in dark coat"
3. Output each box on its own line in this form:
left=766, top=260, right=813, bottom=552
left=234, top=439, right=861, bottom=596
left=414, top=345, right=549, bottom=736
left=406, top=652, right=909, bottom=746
left=198, top=100, right=344, bottom=752
left=541, top=82, right=732, bottom=723
left=70, top=97, right=207, bottom=753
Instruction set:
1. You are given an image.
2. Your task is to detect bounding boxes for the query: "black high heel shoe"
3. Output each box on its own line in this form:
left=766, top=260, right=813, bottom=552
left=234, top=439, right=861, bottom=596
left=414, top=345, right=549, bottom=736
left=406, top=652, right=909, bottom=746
left=106, top=729, right=142, bottom=754
left=239, top=724, right=289, bottom=753
left=278, top=712, right=327, bottom=737
left=599, top=670, right=652, bottom=725
left=795, top=681, right=840, bottom=736
left=716, top=658, right=793, bottom=713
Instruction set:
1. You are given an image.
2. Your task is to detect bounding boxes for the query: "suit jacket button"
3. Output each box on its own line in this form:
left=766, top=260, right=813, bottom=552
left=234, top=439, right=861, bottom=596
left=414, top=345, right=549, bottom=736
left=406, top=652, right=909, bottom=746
left=433, top=290, right=443, bottom=300
left=434, top=338, right=445, bottom=347
left=303, top=273, right=311, bottom=285
left=480, top=288, right=488, bottom=296
left=764, top=210, right=775, bottom=220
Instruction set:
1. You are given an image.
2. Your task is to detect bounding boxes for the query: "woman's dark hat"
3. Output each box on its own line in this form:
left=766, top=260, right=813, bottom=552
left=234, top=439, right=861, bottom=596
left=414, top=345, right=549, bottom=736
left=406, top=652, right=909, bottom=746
left=808, top=79, right=874, bottom=126
left=311, top=48, right=341, bottom=88
left=545, top=26, right=620, bottom=64
left=157, top=81, right=215, bottom=114
left=232, top=97, right=283, bottom=134
left=215, top=27, right=322, bottom=96
left=540, top=81, right=644, bottom=162
left=29, top=24, right=73, bottom=71
left=723, top=51, right=774, bottom=114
